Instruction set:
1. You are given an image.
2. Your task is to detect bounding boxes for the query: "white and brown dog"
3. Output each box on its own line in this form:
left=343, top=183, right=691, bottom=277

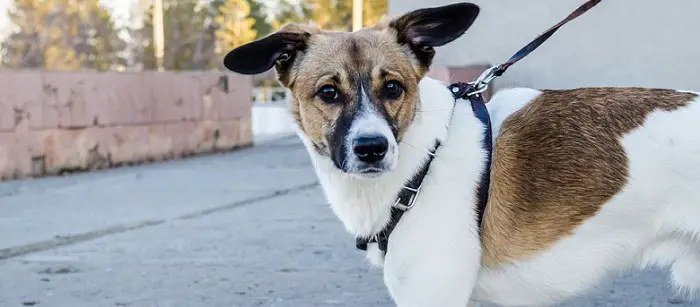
left=223, top=3, right=700, bottom=306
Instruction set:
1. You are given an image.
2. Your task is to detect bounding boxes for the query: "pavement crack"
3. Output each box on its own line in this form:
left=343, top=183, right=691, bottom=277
left=177, top=181, right=319, bottom=220
left=0, top=181, right=319, bottom=261
left=0, top=220, right=164, bottom=260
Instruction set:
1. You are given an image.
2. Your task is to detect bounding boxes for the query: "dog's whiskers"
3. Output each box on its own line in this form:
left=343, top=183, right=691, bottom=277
left=327, top=159, right=334, bottom=183
left=341, top=156, right=350, bottom=175
left=414, top=109, right=454, bottom=113
left=399, top=140, right=471, bottom=164
left=399, top=141, right=432, bottom=157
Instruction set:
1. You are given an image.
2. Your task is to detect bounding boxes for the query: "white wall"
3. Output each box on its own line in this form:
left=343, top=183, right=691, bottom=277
left=389, top=0, right=700, bottom=91
left=251, top=104, right=296, bottom=144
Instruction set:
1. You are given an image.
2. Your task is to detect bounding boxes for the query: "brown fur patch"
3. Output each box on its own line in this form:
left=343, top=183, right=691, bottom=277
left=481, top=88, right=698, bottom=267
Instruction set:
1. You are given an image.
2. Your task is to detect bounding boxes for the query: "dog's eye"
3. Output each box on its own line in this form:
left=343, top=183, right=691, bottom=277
left=384, top=81, right=403, bottom=99
left=318, top=85, right=340, bottom=103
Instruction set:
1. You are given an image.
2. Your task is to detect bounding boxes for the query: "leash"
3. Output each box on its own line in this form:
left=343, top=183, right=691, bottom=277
left=450, top=0, right=602, bottom=234
left=356, top=0, right=603, bottom=255
left=458, top=0, right=603, bottom=97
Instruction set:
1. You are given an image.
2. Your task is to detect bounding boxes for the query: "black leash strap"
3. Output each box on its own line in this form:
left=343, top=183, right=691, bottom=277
left=448, top=0, right=602, bottom=231
left=468, top=0, right=603, bottom=96
left=494, top=0, right=602, bottom=77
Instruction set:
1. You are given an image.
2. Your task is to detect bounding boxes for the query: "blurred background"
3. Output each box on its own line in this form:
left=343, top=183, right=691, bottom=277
left=0, top=0, right=392, bottom=181
left=0, top=0, right=387, bottom=73
left=1, top=1, right=699, bottom=306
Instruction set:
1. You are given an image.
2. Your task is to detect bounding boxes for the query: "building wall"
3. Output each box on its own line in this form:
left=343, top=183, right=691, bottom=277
left=0, top=71, right=253, bottom=180
left=389, top=0, right=700, bottom=92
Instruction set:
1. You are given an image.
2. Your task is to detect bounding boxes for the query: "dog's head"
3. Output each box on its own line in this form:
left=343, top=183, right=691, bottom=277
left=223, top=3, right=479, bottom=178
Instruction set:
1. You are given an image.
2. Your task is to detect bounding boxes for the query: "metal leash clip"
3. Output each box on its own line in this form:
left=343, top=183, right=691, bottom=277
left=466, top=65, right=501, bottom=97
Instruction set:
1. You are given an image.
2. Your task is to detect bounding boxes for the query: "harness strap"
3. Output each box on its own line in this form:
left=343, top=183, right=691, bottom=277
left=354, top=0, right=603, bottom=255
left=356, top=140, right=441, bottom=252
left=448, top=83, right=493, bottom=231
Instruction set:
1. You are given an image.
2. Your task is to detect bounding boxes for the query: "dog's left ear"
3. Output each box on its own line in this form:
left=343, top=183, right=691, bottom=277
left=389, top=2, right=480, bottom=69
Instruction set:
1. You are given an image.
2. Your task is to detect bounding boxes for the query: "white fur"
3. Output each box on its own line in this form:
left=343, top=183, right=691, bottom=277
left=296, top=77, right=700, bottom=306
left=472, top=89, right=700, bottom=306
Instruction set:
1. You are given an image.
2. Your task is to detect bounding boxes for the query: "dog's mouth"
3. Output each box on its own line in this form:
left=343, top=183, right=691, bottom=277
left=347, top=166, right=391, bottom=179
left=334, top=149, right=398, bottom=179
left=356, top=166, right=388, bottom=178
left=360, top=168, right=382, bottom=173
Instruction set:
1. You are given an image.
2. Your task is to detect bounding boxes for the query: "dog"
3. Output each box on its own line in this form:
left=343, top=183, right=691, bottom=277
left=222, top=2, right=700, bottom=306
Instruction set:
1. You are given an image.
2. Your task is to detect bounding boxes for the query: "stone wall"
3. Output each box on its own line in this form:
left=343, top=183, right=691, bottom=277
left=0, top=70, right=253, bottom=180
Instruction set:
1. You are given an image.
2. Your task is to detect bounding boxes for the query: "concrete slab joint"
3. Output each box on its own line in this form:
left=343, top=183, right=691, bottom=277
left=0, top=70, right=254, bottom=181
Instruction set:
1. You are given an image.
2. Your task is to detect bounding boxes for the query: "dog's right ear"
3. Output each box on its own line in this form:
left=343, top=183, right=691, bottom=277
left=222, top=24, right=312, bottom=83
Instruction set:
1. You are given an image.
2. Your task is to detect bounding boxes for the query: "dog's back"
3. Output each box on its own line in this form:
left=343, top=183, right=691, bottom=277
left=473, top=87, right=700, bottom=306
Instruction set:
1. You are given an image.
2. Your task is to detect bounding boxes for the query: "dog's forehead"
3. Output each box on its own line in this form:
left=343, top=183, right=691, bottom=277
left=299, top=29, right=405, bottom=75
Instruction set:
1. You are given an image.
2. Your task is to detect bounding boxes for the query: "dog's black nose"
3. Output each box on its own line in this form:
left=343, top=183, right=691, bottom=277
left=352, top=135, right=388, bottom=163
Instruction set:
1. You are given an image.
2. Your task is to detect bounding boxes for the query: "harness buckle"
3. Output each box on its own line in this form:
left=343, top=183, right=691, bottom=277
left=392, top=184, right=422, bottom=211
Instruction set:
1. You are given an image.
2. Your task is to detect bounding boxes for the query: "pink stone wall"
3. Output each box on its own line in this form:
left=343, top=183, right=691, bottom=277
left=0, top=70, right=253, bottom=180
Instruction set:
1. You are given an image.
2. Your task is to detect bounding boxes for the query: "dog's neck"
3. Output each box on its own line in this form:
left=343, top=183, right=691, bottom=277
left=297, top=77, right=481, bottom=237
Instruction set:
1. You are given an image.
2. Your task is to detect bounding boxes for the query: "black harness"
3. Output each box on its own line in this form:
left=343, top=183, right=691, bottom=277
left=355, top=85, right=493, bottom=254
left=354, top=0, right=603, bottom=255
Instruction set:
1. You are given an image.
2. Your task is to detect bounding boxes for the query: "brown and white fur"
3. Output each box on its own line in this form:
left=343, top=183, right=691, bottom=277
left=223, top=3, right=700, bottom=306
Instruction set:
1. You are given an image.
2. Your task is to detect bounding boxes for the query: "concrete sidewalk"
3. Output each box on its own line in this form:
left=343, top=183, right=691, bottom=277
left=0, top=137, right=697, bottom=307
